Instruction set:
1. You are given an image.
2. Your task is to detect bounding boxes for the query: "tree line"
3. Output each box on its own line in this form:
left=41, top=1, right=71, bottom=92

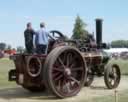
left=111, top=40, right=128, bottom=48
left=0, top=42, right=24, bottom=53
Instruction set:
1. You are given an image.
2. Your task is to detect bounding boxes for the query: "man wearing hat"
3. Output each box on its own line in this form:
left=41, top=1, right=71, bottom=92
left=35, top=22, right=52, bottom=54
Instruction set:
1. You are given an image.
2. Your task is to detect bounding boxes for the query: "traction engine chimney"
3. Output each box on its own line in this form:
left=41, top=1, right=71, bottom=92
left=96, top=19, right=103, bottom=47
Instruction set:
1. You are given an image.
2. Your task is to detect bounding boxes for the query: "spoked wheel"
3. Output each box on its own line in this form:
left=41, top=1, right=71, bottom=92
left=84, top=67, right=94, bottom=86
left=104, top=64, right=121, bottom=89
left=43, top=46, right=87, bottom=98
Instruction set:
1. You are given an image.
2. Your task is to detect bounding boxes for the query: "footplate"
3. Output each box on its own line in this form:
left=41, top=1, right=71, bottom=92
left=8, top=69, right=16, bottom=81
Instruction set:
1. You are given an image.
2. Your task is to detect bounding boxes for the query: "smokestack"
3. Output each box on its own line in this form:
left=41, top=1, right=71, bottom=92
left=96, top=19, right=103, bottom=46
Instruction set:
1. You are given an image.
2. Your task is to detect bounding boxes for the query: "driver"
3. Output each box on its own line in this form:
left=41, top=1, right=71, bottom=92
left=35, top=22, right=53, bottom=54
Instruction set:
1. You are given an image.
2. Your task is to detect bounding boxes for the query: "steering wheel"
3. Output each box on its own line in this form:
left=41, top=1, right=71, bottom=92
left=49, top=30, right=65, bottom=40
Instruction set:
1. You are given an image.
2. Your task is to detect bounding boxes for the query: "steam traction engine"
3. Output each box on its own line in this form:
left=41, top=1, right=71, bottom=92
left=8, top=19, right=121, bottom=98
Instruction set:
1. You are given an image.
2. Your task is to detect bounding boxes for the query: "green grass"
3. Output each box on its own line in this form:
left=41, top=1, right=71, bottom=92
left=89, top=90, right=128, bottom=102
left=0, top=58, right=17, bottom=88
left=0, top=58, right=128, bottom=101
left=109, top=58, right=128, bottom=75
left=0, top=58, right=128, bottom=88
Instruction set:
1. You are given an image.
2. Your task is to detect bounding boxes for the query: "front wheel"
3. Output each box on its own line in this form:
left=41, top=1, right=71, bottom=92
left=104, top=64, right=121, bottom=89
left=84, top=67, right=94, bottom=86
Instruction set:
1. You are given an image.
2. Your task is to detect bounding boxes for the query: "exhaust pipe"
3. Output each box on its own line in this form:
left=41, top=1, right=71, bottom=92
left=96, top=19, right=103, bottom=47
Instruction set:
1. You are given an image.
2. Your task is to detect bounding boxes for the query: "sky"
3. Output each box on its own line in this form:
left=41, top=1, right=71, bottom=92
left=0, top=0, right=128, bottom=48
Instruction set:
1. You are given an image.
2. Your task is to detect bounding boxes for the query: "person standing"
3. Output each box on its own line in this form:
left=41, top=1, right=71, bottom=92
left=24, top=22, right=35, bottom=53
left=35, top=22, right=52, bottom=54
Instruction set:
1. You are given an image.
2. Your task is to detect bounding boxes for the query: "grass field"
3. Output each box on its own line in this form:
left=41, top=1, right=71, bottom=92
left=109, top=58, right=128, bottom=75
left=0, top=58, right=128, bottom=102
left=0, top=58, right=128, bottom=88
left=0, top=58, right=17, bottom=88
left=89, top=90, right=128, bottom=102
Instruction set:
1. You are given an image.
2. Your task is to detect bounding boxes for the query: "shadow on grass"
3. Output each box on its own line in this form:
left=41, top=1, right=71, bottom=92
left=122, top=73, right=128, bottom=76
left=0, top=87, right=59, bottom=100
left=90, top=85, right=108, bottom=90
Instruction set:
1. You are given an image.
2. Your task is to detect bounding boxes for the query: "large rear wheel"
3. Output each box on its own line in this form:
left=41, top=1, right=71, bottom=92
left=43, top=46, right=87, bottom=98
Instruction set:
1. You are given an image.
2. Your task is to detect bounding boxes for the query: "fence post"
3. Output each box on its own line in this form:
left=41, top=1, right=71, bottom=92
left=115, top=89, right=118, bottom=102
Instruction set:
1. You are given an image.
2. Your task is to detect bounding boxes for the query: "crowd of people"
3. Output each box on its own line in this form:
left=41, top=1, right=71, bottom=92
left=24, top=22, right=53, bottom=54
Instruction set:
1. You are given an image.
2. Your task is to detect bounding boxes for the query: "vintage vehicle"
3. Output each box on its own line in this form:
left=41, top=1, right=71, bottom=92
left=8, top=19, right=121, bottom=98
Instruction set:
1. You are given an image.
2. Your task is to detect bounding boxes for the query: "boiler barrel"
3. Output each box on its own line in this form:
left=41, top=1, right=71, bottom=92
left=84, top=51, right=110, bottom=65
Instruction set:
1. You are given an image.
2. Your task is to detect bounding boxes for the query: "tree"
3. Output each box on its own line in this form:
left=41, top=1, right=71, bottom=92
left=17, top=46, right=24, bottom=53
left=0, top=43, right=6, bottom=50
left=6, top=45, right=12, bottom=50
left=72, top=15, right=88, bottom=39
left=111, top=40, right=128, bottom=48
